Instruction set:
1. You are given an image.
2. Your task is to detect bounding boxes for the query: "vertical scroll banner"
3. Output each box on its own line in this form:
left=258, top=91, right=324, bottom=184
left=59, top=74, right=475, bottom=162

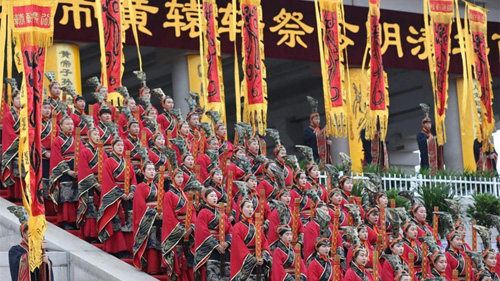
left=315, top=0, right=348, bottom=138
left=424, top=0, right=455, bottom=146
left=96, top=0, right=124, bottom=92
left=44, top=43, right=82, bottom=108
left=201, top=0, right=227, bottom=126
left=7, top=0, right=58, bottom=271
left=363, top=0, right=389, bottom=141
left=465, top=3, right=495, bottom=151
left=241, top=0, right=267, bottom=135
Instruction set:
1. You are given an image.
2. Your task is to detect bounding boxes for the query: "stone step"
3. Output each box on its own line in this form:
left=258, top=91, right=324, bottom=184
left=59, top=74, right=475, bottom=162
left=152, top=275, right=169, bottom=281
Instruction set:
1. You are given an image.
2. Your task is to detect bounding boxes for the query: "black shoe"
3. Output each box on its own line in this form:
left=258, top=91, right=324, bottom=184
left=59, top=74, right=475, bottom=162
left=63, top=223, right=76, bottom=230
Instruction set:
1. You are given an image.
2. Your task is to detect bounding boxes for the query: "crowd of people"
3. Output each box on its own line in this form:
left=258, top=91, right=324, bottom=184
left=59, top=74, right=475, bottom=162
left=3, top=71, right=500, bottom=281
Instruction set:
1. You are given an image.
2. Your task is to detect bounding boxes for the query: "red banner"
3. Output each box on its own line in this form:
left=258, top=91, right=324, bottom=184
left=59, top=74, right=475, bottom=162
left=204, top=1, right=222, bottom=103
left=100, top=0, right=123, bottom=91
left=241, top=0, right=267, bottom=134
left=322, top=9, right=342, bottom=108
left=369, top=1, right=386, bottom=112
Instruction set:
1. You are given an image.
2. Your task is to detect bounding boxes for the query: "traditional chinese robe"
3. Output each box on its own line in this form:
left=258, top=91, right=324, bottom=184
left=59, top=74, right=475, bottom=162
left=271, top=240, right=307, bottom=281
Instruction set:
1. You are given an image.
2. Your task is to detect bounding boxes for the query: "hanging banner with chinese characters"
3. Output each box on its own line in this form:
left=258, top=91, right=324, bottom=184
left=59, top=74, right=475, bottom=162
left=363, top=0, right=389, bottom=141
left=463, top=3, right=495, bottom=152
left=423, top=0, right=455, bottom=146
left=201, top=0, right=227, bottom=126
left=44, top=43, right=82, bottom=107
left=95, top=0, right=124, bottom=91
left=7, top=0, right=58, bottom=271
left=240, top=0, right=267, bottom=134
left=314, top=0, right=349, bottom=138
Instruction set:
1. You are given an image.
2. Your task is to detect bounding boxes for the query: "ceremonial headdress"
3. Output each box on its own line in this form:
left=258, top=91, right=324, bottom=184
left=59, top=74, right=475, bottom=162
left=387, top=208, right=407, bottom=239
left=234, top=181, right=252, bottom=210
left=345, top=203, right=362, bottom=226
left=133, top=70, right=149, bottom=96
left=296, top=145, right=317, bottom=172
left=277, top=224, right=292, bottom=236
left=444, top=198, right=464, bottom=229
left=61, top=82, right=84, bottom=104
left=45, top=71, right=59, bottom=90
left=473, top=224, right=492, bottom=251
left=185, top=91, right=204, bottom=120
left=7, top=206, right=29, bottom=233
left=342, top=226, right=361, bottom=249
left=315, top=237, right=331, bottom=249
left=324, top=164, right=340, bottom=189
left=5, top=78, right=20, bottom=99
left=150, top=87, right=170, bottom=105
left=86, top=77, right=107, bottom=106
left=170, top=137, right=192, bottom=161
left=265, top=128, right=285, bottom=157
left=419, top=235, right=443, bottom=263
left=307, top=95, right=319, bottom=121
left=420, top=103, right=432, bottom=124
left=206, top=110, right=225, bottom=132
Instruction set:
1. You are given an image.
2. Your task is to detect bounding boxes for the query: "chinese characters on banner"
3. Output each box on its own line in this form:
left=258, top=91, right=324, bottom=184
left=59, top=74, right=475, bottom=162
left=1, top=0, right=496, bottom=76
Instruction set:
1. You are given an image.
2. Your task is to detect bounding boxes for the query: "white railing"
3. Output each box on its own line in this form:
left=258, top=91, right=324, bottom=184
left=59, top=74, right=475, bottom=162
left=318, top=173, right=500, bottom=197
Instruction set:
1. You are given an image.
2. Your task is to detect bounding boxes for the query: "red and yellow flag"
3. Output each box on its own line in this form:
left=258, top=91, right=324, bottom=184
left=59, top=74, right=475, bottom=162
left=200, top=0, right=227, bottom=126
left=6, top=0, right=57, bottom=271
left=363, top=0, right=389, bottom=141
left=95, top=0, right=125, bottom=91
left=458, top=1, right=495, bottom=150
left=240, top=0, right=267, bottom=134
left=424, top=0, right=455, bottom=146
left=314, top=0, right=349, bottom=138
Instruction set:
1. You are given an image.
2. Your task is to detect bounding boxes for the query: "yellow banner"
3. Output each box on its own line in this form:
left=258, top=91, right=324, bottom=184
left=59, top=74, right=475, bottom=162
left=348, top=68, right=369, bottom=173
left=44, top=43, right=82, bottom=109
left=187, top=54, right=209, bottom=122
left=457, top=77, right=481, bottom=172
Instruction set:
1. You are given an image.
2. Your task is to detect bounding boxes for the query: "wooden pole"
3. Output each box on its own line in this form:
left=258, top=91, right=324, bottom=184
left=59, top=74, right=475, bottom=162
left=452, top=269, right=458, bottom=281
left=465, top=254, right=471, bottom=281
left=331, top=208, right=340, bottom=256
left=390, top=199, right=396, bottom=208
left=259, top=189, right=266, bottom=219
left=185, top=193, right=194, bottom=242
left=51, top=111, right=57, bottom=142
left=409, top=252, right=415, bottom=277
left=157, top=166, right=165, bottom=215
left=333, top=255, right=341, bottom=281
left=97, top=141, right=104, bottom=184
left=226, top=171, right=233, bottom=215
left=348, top=196, right=355, bottom=225
left=433, top=206, right=439, bottom=242
left=294, top=244, right=301, bottom=281
left=472, top=220, right=477, bottom=251
left=124, top=150, right=131, bottom=194
left=372, top=250, right=379, bottom=281
left=379, top=203, right=387, bottom=247
left=74, top=127, right=81, bottom=173
left=219, top=203, right=225, bottom=244
left=255, top=213, right=262, bottom=259
left=141, top=131, right=147, bottom=147
left=292, top=198, right=300, bottom=245
left=421, top=243, right=428, bottom=279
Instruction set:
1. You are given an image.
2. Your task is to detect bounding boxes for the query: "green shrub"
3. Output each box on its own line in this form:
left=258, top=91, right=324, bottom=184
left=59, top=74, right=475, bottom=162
left=385, top=189, right=410, bottom=210
left=466, top=193, right=500, bottom=228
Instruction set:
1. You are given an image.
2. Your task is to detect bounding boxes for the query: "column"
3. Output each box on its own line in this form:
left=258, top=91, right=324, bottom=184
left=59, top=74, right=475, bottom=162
left=443, top=78, right=464, bottom=171
left=171, top=56, right=190, bottom=119
left=330, top=137, right=350, bottom=166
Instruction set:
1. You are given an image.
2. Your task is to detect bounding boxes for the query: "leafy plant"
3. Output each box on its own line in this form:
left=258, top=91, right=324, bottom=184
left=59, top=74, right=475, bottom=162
left=466, top=193, right=500, bottom=228
left=385, top=188, right=410, bottom=210
left=417, top=183, right=454, bottom=237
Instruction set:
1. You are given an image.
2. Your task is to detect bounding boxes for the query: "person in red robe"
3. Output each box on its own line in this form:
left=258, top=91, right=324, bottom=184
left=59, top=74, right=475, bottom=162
left=9, top=222, right=53, bottom=281
left=197, top=136, right=220, bottom=183
left=156, top=95, right=178, bottom=138
left=69, top=95, right=90, bottom=143
left=213, top=118, right=233, bottom=166
left=364, top=208, right=381, bottom=247
left=246, top=137, right=264, bottom=179
left=172, top=121, right=194, bottom=165
left=46, top=74, right=70, bottom=123
left=161, top=168, right=196, bottom=281
left=268, top=189, right=304, bottom=251
left=132, top=161, right=163, bottom=274
left=41, top=100, right=59, bottom=215
left=117, top=97, right=141, bottom=138
left=204, top=166, right=233, bottom=222
left=233, top=175, right=271, bottom=223
left=346, top=224, right=379, bottom=274
left=327, top=188, right=349, bottom=229
left=306, top=238, right=334, bottom=281
left=88, top=80, right=117, bottom=126
left=479, top=249, right=499, bottom=281
left=97, top=138, right=137, bottom=257
left=304, top=203, right=341, bottom=262
left=445, top=229, right=469, bottom=281
left=96, top=107, right=117, bottom=153
left=306, top=163, right=328, bottom=202
left=290, top=170, right=318, bottom=226
left=123, top=120, right=144, bottom=181
left=339, top=176, right=364, bottom=218
left=410, top=202, right=441, bottom=246
left=343, top=246, right=374, bottom=281
left=273, top=144, right=293, bottom=188
left=226, top=147, right=250, bottom=198
left=136, top=84, right=156, bottom=118
left=49, top=116, right=80, bottom=229
left=401, top=221, right=423, bottom=275
left=257, top=161, right=280, bottom=201
left=381, top=237, right=415, bottom=281
left=426, top=249, right=448, bottom=278
left=2, top=83, right=22, bottom=201
left=230, top=198, right=272, bottom=280
left=271, top=225, right=307, bottom=281
left=148, top=133, right=168, bottom=169
left=77, top=128, right=107, bottom=242
left=194, top=188, right=232, bottom=281
left=140, top=107, right=158, bottom=140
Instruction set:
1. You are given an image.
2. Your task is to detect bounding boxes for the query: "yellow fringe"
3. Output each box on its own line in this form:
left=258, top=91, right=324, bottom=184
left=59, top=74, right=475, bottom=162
left=0, top=5, right=7, bottom=108
left=240, top=0, right=267, bottom=135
